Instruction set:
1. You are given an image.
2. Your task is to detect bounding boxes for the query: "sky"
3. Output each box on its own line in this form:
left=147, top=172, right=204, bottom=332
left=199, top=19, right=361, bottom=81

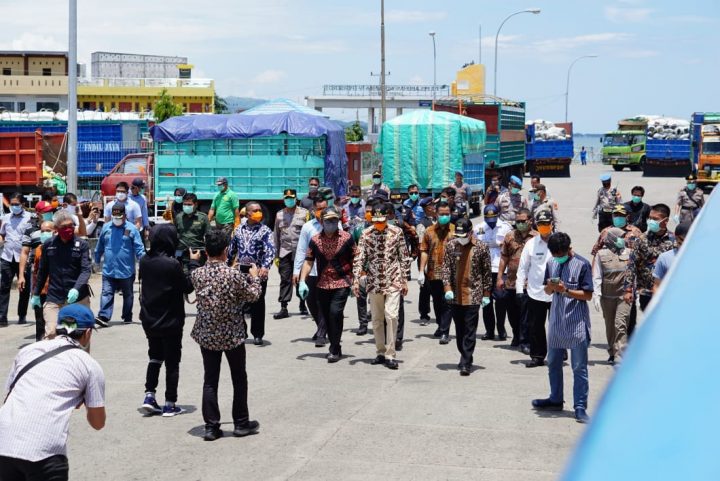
left=2, top=0, right=718, bottom=132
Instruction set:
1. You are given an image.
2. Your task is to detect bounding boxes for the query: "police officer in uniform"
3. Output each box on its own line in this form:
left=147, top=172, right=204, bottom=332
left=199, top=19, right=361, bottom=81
left=592, top=174, right=622, bottom=232
left=674, top=174, right=705, bottom=224
left=273, top=189, right=308, bottom=319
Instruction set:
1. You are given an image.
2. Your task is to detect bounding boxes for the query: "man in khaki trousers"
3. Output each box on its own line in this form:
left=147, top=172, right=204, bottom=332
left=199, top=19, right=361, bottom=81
left=353, top=204, right=410, bottom=370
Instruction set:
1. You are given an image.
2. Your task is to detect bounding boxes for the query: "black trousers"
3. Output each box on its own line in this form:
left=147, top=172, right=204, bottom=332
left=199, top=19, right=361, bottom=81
left=504, top=289, right=524, bottom=343
left=397, top=295, right=405, bottom=341
left=306, top=276, right=326, bottom=339
left=200, top=344, right=249, bottom=427
left=451, top=304, right=480, bottom=367
left=428, top=279, right=452, bottom=335
left=418, top=282, right=431, bottom=318
left=598, top=211, right=613, bottom=232
left=0, top=454, right=68, bottom=481
left=245, top=279, right=268, bottom=339
left=318, top=287, right=350, bottom=355
left=145, top=334, right=182, bottom=403
left=0, top=259, right=30, bottom=322
left=277, top=254, right=294, bottom=306
left=482, top=273, right=508, bottom=337
left=527, top=297, right=551, bottom=361
left=33, top=294, right=47, bottom=341
left=627, top=293, right=652, bottom=337
left=356, top=283, right=368, bottom=328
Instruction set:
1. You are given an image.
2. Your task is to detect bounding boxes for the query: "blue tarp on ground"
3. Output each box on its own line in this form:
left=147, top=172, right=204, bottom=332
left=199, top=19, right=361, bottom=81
left=561, top=187, right=719, bottom=481
left=151, top=112, right=348, bottom=196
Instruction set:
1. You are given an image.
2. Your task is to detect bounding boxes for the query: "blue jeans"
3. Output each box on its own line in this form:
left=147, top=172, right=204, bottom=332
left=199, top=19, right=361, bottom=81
left=98, top=276, right=134, bottom=322
left=547, top=339, right=589, bottom=409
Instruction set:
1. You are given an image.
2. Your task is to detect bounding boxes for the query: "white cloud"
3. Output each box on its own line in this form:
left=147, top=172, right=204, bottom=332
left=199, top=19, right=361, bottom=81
left=385, top=10, right=448, bottom=24
left=618, top=49, right=660, bottom=59
left=0, top=33, right=65, bottom=52
left=253, top=69, right=287, bottom=84
left=605, top=6, right=653, bottom=23
left=533, top=33, right=633, bottom=53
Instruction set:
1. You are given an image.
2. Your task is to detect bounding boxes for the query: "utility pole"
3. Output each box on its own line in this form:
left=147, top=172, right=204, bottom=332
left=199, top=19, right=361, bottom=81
left=67, top=0, right=78, bottom=193
left=380, top=0, right=387, bottom=124
left=429, top=32, right=437, bottom=106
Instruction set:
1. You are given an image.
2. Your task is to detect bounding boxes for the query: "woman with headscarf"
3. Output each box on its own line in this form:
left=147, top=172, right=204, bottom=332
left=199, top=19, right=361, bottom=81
left=138, top=224, right=200, bottom=417
left=162, top=187, right=187, bottom=222
left=591, top=227, right=632, bottom=365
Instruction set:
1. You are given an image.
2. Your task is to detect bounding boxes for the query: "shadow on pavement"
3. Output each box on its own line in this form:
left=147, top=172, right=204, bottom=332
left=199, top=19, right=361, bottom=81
left=531, top=408, right=577, bottom=420
left=435, top=363, right=486, bottom=372
left=289, top=337, right=316, bottom=344
left=187, top=421, right=235, bottom=438
left=492, top=344, right=520, bottom=351
left=137, top=405, right=197, bottom=418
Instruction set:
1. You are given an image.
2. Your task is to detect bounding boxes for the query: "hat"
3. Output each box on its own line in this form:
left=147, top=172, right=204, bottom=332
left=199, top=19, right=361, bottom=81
left=372, top=190, right=389, bottom=202
left=454, top=218, right=472, bottom=237
left=535, top=210, right=553, bottom=224
left=530, top=183, right=546, bottom=193
left=510, top=175, right=522, bottom=186
left=483, top=204, right=499, bottom=217
left=131, top=177, right=146, bottom=188
left=57, top=304, right=96, bottom=331
left=372, top=170, right=382, bottom=178
left=455, top=170, right=464, bottom=177
left=283, top=188, right=297, bottom=199
left=419, top=197, right=434, bottom=207
left=322, top=206, right=340, bottom=220
left=600, top=174, right=611, bottom=182
left=604, top=227, right=626, bottom=249
left=371, top=204, right=389, bottom=222
left=612, top=204, right=628, bottom=216
left=111, top=203, right=126, bottom=215
left=215, top=176, right=228, bottom=185
left=35, top=201, right=54, bottom=213
left=686, top=174, right=697, bottom=182
left=318, top=186, right=334, bottom=200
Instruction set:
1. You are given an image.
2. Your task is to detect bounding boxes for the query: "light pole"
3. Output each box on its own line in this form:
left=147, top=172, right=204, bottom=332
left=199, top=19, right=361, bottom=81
left=380, top=0, right=387, bottom=124
left=493, top=8, right=541, bottom=97
left=67, top=0, right=78, bottom=193
left=565, top=55, right=598, bottom=122
left=429, top=32, right=437, bottom=105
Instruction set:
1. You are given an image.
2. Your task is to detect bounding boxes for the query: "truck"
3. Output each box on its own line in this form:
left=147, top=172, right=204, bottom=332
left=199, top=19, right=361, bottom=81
left=691, top=112, right=720, bottom=192
left=100, top=152, right=155, bottom=204
left=378, top=109, right=486, bottom=214
left=432, top=96, right=525, bottom=208
left=149, top=111, right=347, bottom=222
left=525, top=121, right=574, bottom=177
left=0, top=130, right=67, bottom=196
left=602, top=116, right=691, bottom=175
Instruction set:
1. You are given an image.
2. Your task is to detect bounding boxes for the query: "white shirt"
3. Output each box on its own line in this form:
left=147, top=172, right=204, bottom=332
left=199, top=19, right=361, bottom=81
left=515, top=235, right=553, bottom=302
left=474, top=220, right=512, bottom=273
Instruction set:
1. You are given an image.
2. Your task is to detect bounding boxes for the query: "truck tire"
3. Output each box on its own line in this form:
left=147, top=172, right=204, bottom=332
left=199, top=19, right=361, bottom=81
left=612, top=165, right=624, bottom=172
left=638, top=156, right=647, bottom=171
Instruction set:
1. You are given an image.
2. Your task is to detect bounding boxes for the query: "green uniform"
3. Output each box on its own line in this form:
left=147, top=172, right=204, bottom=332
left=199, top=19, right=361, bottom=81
left=175, top=211, right=210, bottom=249
left=211, top=189, right=238, bottom=225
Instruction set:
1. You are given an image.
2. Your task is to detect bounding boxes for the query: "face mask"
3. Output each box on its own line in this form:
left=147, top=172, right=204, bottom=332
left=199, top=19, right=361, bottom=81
left=182, top=205, right=194, bottom=215
left=217, top=185, right=226, bottom=192
left=112, top=216, right=124, bottom=227
left=647, top=219, right=661, bottom=233
left=116, top=192, right=127, bottom=202
left=409, top=193, right=419, bottom=202
left=249, top=211, right=263, bottom=223
left=309, top=186, right=318, bottom=194
left=511, top=187, right=521, bottom=195
left=40, top=231, right=53, bottom=243
left=613, top=217, right=627, bottom=228
left=531, top=193, right=540, bottom=201
left=364, top=212, right=373, bottom=222
left=175, top=195, right=184, bottom=204
left=323, top=221, right=338, bottom=234
left=284, top=198, right=296, bottom=208
left=350, top=196, right=361, bottom=205
left=10, top=205, right=22, bottom=215
left=516, top=221, right=529, bottom=232
left=373, top=221, right=387, bottom=231
left=632, top=195, right=642, bottom=204
left=42, top=212, right=54, bottom=221
left=65, top=205, right=76, bottom=215
left=485, top=218, right=497, bottom=228
left=315, top=209, right=323, bottom=221
left=457, top=237, right=470, bottom=246
left=554, top=254, right=569, bottom=264
left=326, top=198, right=335, bottom=207
left=372, top=177, right=381, bottom=185
left=437, top=215, right=451, bottom=225
left=687, top=183, right=696, bottom=190
left=58, top=226, right=74, bottom=241
left=615, top=238, right=626, bottom=250
left=537, top=224, right=552, bottom=236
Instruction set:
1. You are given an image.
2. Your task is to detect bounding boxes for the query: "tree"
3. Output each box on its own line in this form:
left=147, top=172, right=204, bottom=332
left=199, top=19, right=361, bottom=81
left=153, top=88, right=183, bottom=122
left=345, top=121, right=364, bottom=142
left=214, top=92, right=228, bottom=114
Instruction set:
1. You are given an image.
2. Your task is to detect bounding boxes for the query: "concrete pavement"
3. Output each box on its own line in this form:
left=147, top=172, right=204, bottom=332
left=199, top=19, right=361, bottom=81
left=0, top=163, right=685, bottom=480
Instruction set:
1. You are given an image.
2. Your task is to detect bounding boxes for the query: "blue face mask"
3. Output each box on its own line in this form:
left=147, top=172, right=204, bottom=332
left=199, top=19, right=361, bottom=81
left=554, top=254, right=569, bottom=264
left=613, top=216, right=627, bottom=228
left=438, top=215, right=451, bottom=225
left=40, top=231, right=53, bottom=244
left=372, top=177, right=381, bottom=185
left=632, top=195, right=642, bottom=204
left=284, top=198, right=296, bottom=208
left=175, top=196, right=184, bottom=204
left=323, top=221, right=338, bottom=234
left=409, top=193, right=419, bottom=202
left=10, top=205, right=22, bottom=215
left=350, top=196, right=361, bottom=205
left=615, top=238, right=625, bottom=250
left=647, top=219, right=661, bottom=233
left=687, top=183, right=696, bottom=191
left=326, top=198, right=334, bottom=207
left=42, top=212, right=54, bottom=221
left=485, top=218, right=497, bottom=228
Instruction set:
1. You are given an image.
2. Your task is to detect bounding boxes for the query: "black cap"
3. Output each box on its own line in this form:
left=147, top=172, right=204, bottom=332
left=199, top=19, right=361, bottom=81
left=283, top=188, right=297, bottom=198
left=535, top=210, right=553, bottom=224
left=132, top=177, right=145, bottom=188
left=318, top=186, right=334, bottom=200
left=372, top=170, right=382, bottom=178
left=371, top=203, right=390, bottom=221
left=322, top=206, right=341, bottom=220
left=372, top=190, right=389, bottom=202
left=419, top=197, right=433, bottom=207
left=454, top=218, right=472, bottom=238
left=686, top=174, right=697, bottom=182
left=111, top=203, right=126, bottom=215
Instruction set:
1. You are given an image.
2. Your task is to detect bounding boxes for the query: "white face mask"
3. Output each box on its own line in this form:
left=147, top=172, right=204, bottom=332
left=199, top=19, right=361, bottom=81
left=65, top=205, right=77, bottom=215
left=116, top=192, right=127, bottom=202
left=112, top=216, right=124, bottom=226
left=457, top=237, right=470, bottom=246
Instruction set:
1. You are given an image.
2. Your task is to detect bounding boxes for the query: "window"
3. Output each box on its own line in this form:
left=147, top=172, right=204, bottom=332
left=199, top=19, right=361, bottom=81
left=42, top=68, right=51, bottom=76
left=0, top=102, right=13, bottom=111
left=2, top=68, right=10, bottom=76
left=36, top=102, right=60, bottom=111
left=122, top=156, right=147, bottom=175
left=17, top=102, right=25, bottom=112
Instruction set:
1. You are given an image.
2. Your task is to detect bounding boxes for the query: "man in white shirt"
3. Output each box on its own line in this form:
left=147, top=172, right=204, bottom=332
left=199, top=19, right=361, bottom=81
left=516, top=210, right=554, bottom=367
left=474, top=204, right=512, bottom=340
left=103, top=181, right=142, bottom=231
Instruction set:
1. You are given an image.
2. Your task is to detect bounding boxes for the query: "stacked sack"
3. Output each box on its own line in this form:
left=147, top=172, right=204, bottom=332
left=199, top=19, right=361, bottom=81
left=630, top=115, right=690, bottom=140
left=526, top=119, right=571, bottom=141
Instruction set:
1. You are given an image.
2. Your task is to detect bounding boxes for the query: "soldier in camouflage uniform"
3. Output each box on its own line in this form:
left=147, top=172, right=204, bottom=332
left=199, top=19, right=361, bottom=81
left=496, top=175, right=528, bottom=223
left=590, top=204, right=642, bottom=256
left=592, top=174, right=622, bottom=232
left=674, top=174, right=705, bottom=224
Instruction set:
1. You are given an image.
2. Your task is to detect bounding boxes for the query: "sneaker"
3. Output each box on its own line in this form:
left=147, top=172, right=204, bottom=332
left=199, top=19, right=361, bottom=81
left=140, top=394, right=162, bottom=415
left=95, top=316, right=110, bottom=328
left=204, top=424, right=224, bottom=441
left=233, top=420, right=260, bottom=437
left=162, top=403, right=184, bottom=417
left=419, top=315, right=431, bottom=326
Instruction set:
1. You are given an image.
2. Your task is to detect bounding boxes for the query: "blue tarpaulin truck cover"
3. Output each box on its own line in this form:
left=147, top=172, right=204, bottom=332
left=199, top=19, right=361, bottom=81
left=151, top=111, right=348, bottom=196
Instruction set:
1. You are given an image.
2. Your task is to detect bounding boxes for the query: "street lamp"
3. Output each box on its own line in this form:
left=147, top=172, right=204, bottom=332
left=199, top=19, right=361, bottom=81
left=493, top=8, right=541, bottom=97
left=565, top=55, right=598, bottom=122
left=429, top=31, right=437, bottom=105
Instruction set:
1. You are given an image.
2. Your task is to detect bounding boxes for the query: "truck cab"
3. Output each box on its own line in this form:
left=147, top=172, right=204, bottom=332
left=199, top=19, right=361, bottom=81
left=100, top=152, right=154, bottom=205
left=601, top=130, right=646, bottom=171
left=692, top=113, right=720, bottom=192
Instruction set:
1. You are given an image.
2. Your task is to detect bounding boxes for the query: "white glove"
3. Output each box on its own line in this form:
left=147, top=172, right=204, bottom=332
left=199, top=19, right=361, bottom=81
left=672, top=214, right=680, bottom=224
left=417, top=272, right=425, bottom=287
left=592, top=295, right=601, bottom=312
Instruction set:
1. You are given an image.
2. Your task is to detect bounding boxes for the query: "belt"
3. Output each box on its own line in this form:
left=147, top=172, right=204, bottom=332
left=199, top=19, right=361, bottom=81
left=239, top=265, right=251, bottom=273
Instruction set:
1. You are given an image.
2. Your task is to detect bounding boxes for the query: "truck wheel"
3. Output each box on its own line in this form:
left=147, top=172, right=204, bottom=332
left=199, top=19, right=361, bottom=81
left=639, top=157, right=646, bottom=171
left=612, top=165, right=624, bottom=172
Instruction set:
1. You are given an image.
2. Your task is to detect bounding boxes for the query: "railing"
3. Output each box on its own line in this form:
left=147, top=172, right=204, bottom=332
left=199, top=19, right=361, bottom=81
left=322, top=84, right=449, bottom=97
left=78, top=78, right=214, bottom=89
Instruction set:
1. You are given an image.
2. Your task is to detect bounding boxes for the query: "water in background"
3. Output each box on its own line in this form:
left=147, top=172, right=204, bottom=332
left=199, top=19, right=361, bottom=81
left=573, top=133, right=604, bottom=163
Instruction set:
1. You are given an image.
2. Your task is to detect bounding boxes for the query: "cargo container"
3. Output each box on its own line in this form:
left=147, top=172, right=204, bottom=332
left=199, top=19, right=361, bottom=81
left=691, top=112, right=720, bottom=192
left=525, top=122, right=574, bottom=177
left=0, top=130, right=65, bottom=194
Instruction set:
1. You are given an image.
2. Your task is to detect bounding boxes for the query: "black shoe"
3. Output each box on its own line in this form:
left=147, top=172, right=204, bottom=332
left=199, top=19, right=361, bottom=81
left=510, top=339, right=520, bottom=347
left=608, top=355, right=615, bottom=365
left=433, top=328, right=442, bottom=338
left=525, top=358, right=545, bottom=368
left=420, top=315, right=431, bottom=326
left=371, top=355, right=386, bottom=365
left=459, top=365, right=471, bottom=376
left=0, top=320, right=7, bottom=327
left=299, top=307, right=309, bottom=316
left=480, top=333, right=494, bottom=341
left=95, top=316, right=110, bottom=328
left=395, top=339, right=403, bottom=351
left=233, top=420, right=260, bottom=437
left=574, top=408, right=590, bottom=424
left=498, top=333, right=508, bottom=341
left=253, top=337, right=263, bottom=346
left=314, top=336, right=326, bottom=348
left=123, top=319, right=133, bottom=324
left=356, top=326, right=368, bottom=336
left=385, top=359, right=398, bottom=370
left=327, top=353, right=341, bottom=363
left=532, top=398, right=564, bottom=411
left=520, top=345, right=531, bottom=356
left=439, top=334, right=450, bottom=345
left=17, top=317, right=27, bottom=325
left=203, top=425, right=224, bottom=441
left=273, top=308, right=290, bottom=320
left=311, top=333, right=318, bottom=341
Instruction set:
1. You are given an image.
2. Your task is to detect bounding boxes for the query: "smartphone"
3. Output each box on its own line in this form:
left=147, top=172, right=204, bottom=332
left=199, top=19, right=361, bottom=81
left=549, top=277, right=560, bottom=284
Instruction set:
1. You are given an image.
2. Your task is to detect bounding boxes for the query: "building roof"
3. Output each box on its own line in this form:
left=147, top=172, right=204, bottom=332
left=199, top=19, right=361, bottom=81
left=0, top=51, right=67, bottom=57
left=242, top=98, right=329, bottom=118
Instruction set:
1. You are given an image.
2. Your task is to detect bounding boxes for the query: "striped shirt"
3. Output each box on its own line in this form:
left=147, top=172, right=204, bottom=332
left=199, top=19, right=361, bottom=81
left=0, top=337, right=105, bottom=462
left=545, top=254, right=593, bottom=349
